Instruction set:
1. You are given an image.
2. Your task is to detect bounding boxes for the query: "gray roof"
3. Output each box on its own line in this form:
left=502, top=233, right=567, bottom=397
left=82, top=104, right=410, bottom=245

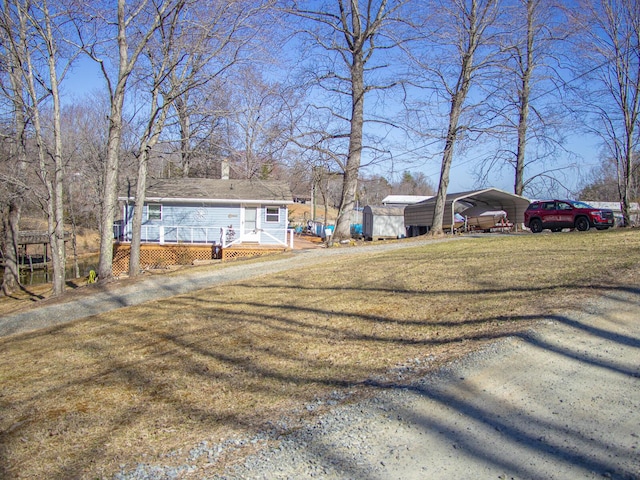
left=119, top=178, right=293, bottom=204
left=381, top=195, right=432, bottom=205
left=364, top=205, right=406, bottom=216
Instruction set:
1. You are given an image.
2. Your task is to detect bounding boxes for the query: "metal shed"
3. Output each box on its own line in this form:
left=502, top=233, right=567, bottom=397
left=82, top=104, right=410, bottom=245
left=362, top=205, right=407, bottom=240
left=404, top=188, right=530, bottom=234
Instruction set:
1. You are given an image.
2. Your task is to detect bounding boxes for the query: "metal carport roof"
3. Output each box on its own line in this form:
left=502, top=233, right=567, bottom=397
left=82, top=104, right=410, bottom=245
left=404, top=188, right=531, bottom=231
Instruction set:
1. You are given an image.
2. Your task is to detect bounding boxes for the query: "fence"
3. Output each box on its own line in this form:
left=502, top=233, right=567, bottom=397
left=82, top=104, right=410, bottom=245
left=111, top=241, right=289, bottom=276
left=113, top=224, right=294, bottom=248
left=114, top=224, right=221, bottom=245
left=112, top=244, right=220, bottom=276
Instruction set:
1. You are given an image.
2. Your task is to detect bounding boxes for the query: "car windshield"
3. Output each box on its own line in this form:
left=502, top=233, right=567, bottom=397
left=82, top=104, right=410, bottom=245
left=570, top=201, right=593, bottom=209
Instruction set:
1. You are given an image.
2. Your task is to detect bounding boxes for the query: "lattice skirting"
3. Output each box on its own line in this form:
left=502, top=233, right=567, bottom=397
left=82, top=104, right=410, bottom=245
left=112, top=244, right=221, bottom=276
left=112, top=244, right=287, bottom=276
left=221, top=246, right=287, bottom=262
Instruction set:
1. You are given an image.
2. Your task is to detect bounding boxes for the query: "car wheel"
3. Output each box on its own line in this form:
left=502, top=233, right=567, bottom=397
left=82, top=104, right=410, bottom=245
left=575, top=217, right=590, bottom=232
left=530, top=219, right=543, bottom=233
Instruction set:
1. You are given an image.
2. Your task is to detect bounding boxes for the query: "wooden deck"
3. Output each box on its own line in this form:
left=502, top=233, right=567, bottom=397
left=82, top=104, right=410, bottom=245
left=18, top=231, right=71, bottom=245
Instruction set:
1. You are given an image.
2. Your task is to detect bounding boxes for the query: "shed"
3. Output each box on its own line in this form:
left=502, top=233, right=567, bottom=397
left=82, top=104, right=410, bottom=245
left=404, top=188, right=530, bottom=234
left=362, top=205, right=407, bottom=240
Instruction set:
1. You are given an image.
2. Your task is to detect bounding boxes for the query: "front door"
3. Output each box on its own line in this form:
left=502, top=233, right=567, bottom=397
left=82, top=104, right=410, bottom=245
left=243, top=207, right=260, bottom=242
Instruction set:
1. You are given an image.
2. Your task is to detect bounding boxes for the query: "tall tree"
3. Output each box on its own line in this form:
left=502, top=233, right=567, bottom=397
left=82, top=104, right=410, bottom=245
left=573, top=0, right=640, bottom=225
left=416, top=0, right=501, bottom=234
left=227, top=67, right=297, bottom=179
left=167, top=0, right=278, bottom=179
left=0, top=0, right=77, bottom=296
left=502, top=0, right=569, bottom=196
left=286, top=0, right=408, bottom=241
left=0, top=0, right=29, bottom=295
left=77, top=0, right=180, bottom=282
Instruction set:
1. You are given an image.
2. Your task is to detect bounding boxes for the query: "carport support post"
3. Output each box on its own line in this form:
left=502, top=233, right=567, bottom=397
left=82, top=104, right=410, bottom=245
left=450, top=201, right=456, bottom=233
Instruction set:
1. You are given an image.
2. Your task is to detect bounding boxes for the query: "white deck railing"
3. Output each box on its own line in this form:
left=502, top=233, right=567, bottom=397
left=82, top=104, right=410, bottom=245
left=114, top=224, right=294, bottom=248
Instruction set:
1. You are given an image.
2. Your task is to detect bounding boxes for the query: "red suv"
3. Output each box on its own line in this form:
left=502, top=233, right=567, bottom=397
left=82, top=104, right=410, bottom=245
left=524, top=200, right=615, bottom=233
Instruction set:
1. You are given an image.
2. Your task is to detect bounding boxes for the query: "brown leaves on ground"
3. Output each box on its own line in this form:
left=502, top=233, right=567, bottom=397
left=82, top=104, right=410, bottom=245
left=1, top=230, right=639, bottom=479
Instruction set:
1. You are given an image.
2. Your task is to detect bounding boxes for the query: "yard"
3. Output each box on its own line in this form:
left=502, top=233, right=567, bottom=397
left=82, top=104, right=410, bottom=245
left=1, top=229, right=639, bottom=479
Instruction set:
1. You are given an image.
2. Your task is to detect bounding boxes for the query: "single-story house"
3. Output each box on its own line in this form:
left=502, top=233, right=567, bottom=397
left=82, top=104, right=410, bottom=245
left=117, top=178, right=294, bottom=247
left=404, top=188, right=530, bottom=235
left=362, top=205, right=407, bottom=240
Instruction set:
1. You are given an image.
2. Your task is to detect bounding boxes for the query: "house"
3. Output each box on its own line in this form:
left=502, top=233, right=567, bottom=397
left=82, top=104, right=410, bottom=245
left=117, top=178, right=294, bottom=247
left=362, top=205, right=407, bottom=240
left=404, top=188, right=530, bottom=235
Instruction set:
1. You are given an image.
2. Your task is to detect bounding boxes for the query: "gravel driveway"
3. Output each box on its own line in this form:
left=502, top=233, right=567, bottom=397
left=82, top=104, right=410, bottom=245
left=0, top=236, right=460, bottom=338
left=2, top=236, right=638, bottom=479
left=211, top=288, right=639, bottom=480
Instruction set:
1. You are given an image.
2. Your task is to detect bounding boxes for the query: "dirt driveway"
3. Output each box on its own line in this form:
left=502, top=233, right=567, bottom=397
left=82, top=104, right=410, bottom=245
left=218, top=287, right=640, bottom=479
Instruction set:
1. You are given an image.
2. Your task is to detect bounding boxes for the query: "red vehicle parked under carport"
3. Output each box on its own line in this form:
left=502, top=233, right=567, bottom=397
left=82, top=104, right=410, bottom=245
left=524, top=200, right=615, bottom=233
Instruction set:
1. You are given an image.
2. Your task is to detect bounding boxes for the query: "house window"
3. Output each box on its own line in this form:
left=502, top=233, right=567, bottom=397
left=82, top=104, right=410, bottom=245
left=265, top=206, right=280, bottom=223
left=148, top=204, right=162, bottom=220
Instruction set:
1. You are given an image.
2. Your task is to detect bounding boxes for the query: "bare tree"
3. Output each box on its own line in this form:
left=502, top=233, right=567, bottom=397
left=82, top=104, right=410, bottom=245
left=0, top=1, right=29, bottom=295
left=62, top=99, right=110, bottom=230
left=286, top=0, right=409, bottom=241
left=76, top=0, right=181, bottom=282
left=226, top=66, right=297, bottom=179
left=393, top=170, right=435, bottom=195
left=577, top=154, right=635, bottom=201
left=0, top=0, right=78, bottom=296
left=502, top=0, right=571, bottom=196
left=573, top=0, right=640, bottom=225
left=127, top=13, right=182, bottom=277
left=166, top=0, right=278, bottom=179
left=412, top=0, right=501, bottom=235
left=469, top=0, right=573, bottom=198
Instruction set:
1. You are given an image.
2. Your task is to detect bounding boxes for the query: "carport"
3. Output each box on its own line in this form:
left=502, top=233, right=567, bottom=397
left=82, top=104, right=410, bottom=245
left=404, top=188, right=531, bottom=234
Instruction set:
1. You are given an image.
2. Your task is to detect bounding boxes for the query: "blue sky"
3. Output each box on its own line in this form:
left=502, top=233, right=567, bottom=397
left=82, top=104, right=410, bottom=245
left=61, top=49, right=600, bottom=200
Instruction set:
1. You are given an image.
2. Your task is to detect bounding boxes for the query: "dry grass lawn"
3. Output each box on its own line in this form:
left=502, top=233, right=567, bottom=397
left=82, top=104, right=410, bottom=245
left=1, top=230, right=640, bottom=479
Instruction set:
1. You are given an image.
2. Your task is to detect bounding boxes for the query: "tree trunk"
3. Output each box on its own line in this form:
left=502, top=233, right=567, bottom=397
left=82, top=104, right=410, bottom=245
left=1, top=0, right=30, bottom=295
left=514, top=0, right=534, bottom=197
left=97, top=0, right=129, bottom=283
left=1, top=202, right=22, bottom=295
left=431, top=105, right=462, bottom=234
left=175, top=96, right=192, bottom=178
left=620, top=138, right=633, bottom=226
left=430, top=0, right=489, bottom=234
left=128, top=155, right=148, bottom=277
left=47, top=8, right=66, bottom=296
left=96, top=0, right=172, bottom=281
left=334, top=55, right=365, bottom=242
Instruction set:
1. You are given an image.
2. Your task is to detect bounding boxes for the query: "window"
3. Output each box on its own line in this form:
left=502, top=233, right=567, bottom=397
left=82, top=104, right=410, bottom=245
left=265, top=206, right=280, bottom=223
left=148, top=204, right=162, bottom=220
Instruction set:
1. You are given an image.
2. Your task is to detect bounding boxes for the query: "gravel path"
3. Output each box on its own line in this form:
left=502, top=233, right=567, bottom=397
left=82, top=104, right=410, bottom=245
left=111, top=286, right=640, bottom=480
left=0, top=236, right=461, bottom=338
left=210, top=288, right=640, bottom=480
